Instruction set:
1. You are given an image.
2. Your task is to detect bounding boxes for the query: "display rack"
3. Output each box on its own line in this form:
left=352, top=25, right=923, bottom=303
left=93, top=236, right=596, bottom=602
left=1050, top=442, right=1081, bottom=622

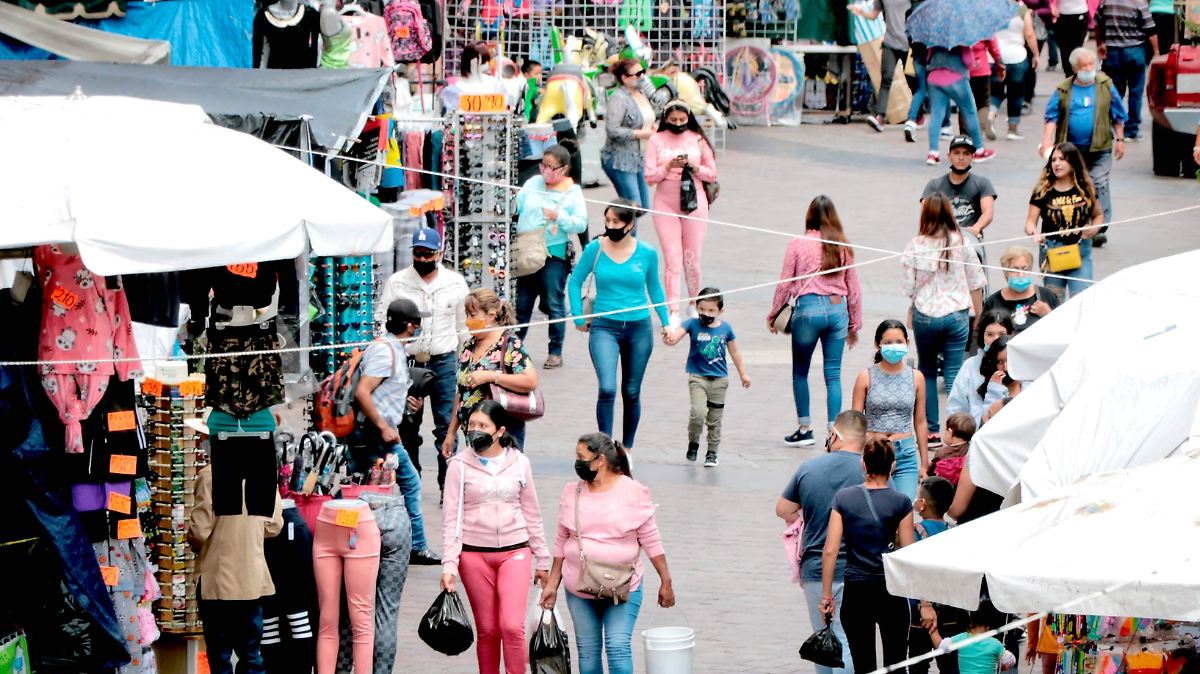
left=309, top=255, right=375, bottom=381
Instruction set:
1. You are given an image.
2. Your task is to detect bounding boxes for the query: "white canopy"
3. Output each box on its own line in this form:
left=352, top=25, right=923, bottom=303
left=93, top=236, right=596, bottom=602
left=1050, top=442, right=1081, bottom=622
left=0, top=96, right=393, bottom=275
left=884, top=447, right=1200, bottom=620
left=0, top=3, right=171, bottom=64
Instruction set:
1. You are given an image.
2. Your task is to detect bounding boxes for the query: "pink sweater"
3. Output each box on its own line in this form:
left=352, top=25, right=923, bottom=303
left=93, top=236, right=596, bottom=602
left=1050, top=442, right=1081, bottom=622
left=553, top=477, right=665, bottom=599
left=768, top=231, right=864, bottom=332
left=441, top=450, right=551, bottom=577
left=644, top=130, right=718, bottom=185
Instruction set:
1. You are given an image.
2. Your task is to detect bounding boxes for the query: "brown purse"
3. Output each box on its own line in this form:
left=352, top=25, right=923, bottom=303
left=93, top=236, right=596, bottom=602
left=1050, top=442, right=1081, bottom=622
left=573, top=482, right=636, bottom=604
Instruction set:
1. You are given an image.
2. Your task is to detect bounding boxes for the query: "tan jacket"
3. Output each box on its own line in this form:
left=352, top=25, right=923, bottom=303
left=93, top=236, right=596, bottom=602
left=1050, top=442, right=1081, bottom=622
left=187, top=465, right=283, bottom=601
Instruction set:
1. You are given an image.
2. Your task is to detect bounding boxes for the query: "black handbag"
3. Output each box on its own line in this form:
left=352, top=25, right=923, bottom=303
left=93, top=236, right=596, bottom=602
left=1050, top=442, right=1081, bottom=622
left=679, top=165, right=699, bottom=213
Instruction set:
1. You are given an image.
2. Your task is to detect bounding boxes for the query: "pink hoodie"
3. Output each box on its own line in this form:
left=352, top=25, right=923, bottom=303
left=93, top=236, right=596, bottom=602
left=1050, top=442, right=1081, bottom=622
left=441, top=450, right=551, bottom=577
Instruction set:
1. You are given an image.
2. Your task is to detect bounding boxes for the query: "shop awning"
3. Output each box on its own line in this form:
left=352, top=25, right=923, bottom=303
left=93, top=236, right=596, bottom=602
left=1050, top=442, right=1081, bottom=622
left=0, top=60, right=391, bottom=148
left=3, top=0, right=125, bottom=20
left=0, top=1, right=168, bottom=63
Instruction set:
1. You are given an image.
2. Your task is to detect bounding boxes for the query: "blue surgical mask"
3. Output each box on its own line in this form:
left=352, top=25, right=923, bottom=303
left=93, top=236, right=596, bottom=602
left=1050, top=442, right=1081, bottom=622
left=880, top=344, right=908, bottom=364
left=1075, top=69, right=1096, bottom=85
left=1007, top=276, right=1033, bottom=292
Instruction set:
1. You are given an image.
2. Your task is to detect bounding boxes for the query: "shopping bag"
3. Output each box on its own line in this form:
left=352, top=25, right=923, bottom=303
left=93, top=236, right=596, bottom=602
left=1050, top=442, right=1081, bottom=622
left=528, top=608, right=572, bottom=674
left=418, top=590, right=474, bottom=655
left=799, top=619, right=845, bottom=668
left=679, top=165, right=699, bottom=213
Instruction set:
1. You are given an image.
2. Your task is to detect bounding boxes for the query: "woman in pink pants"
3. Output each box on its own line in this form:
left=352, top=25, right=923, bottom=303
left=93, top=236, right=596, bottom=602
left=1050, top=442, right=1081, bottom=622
left=441, top=400, right=551, bottom=673
left=645, top=100, right=718, bottom=324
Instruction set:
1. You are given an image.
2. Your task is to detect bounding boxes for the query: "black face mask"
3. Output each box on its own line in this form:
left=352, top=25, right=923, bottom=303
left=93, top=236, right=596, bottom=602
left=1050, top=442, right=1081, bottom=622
left=664, top=122, right=688, bottom=134
left=606, top=226, right=630, bottom=242
left=950, top=164, right=972, bottom=175
left=466, top=430, right=493, bottom=453
left=413, top=258, right=438, bottom=276
left=574, top=459, right=598, bottom=482
left=698, top=314, right=716, bottom=327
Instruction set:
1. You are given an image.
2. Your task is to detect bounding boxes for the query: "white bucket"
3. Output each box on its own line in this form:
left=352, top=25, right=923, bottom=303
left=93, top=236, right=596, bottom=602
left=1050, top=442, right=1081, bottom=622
left=642, top=626, right=695, bottom=674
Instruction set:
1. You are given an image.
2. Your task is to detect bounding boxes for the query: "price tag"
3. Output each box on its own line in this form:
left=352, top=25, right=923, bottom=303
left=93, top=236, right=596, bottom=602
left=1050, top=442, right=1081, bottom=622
left=226, top=263, right=258, bottom=279
left=394, top=25, right=411, bottom=38
left=116, top=518, right=142, bottom=540
left=107, top=410, right=136, bottom=432
left=107, top=491, right=132, bottom=514
left=109, top=454, right=137, bottom=475
left=460, top=94, right=506, bottom=113
left=50, top=286, right=79, bottom=310
left=141, top=378, right=163, bottom=397
left=100, top=565, right=120, bottom=586
left=335, top=508, right=360, bottom=528
left=179, top=380, right=205, bottom=397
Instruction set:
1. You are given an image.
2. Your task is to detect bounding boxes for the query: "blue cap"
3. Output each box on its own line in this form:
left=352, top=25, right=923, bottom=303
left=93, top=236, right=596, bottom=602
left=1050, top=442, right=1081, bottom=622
left=411, top=227, right=442, bottom=251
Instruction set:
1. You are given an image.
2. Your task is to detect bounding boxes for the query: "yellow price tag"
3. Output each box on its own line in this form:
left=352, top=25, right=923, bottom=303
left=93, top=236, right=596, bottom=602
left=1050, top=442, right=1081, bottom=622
left=180, top=380, right=205, bottom=397
left=335, top=508, right=360, bottom=528
left=460, top=94, right=506, bottom=113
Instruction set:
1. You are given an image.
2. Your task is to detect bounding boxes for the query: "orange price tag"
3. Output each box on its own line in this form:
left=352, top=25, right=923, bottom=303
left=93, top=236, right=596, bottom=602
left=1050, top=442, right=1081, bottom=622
left=100, top=565, right=120, bottom=586
left=108, top=410, right=136, bottom=432
left=50, top=286, right=79, bottom=310
left=141, top=378, right=163, bottom=397
left=395, top=25, right=411, bottom=38
left=179, top=380, right=205, bottom=397
left=116, top=518, right=142, bottom=540
left=107, top=491, right=132, bottom=514
left=460, top=94, right=506, bottom=113
left=334, top=508, right=360, bottom=528
left=226, top=263, right=258, bottom=279
left=109, top=454, right=137, bottom=475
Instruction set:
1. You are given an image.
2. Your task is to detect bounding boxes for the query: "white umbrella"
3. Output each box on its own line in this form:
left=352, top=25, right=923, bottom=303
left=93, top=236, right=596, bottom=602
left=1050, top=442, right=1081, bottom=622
left=0, top=96, right=392, bottom=276
left=884, top=447, right=1200, bottom=620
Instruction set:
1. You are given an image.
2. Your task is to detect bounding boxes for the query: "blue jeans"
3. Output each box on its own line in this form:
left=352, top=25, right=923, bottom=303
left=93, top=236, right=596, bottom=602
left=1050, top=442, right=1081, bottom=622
left=601, top=156, right=651, bottom=212
left=790, top=295, right=849, bottom=428
left=911, top=308, right=970, bottom=433
left=928, top=76, right=983, bottom=153
left=1041, top=238, right=1093, bottom=301
left=200, top=598, right=266, bottom=674
left=1083, top=150, right=1113, bottom=225
left=907, top=55, right=929, bottom=122
left=1104, top=44, right=1148, bottom=138
left=990, top=58, right=1030, bottom=126
left=802, top=580, right=853, bottom=674
left=516, top=255, right=570, bottom=356
left=889, top=435, right=919, bottom=501
left=400, top=351, right=456, bottom=492
left=588, top=317, right=654, bottom=448
left=566, top=585, right=644, bottom=674
left=380, top=441, right=429, bottom=551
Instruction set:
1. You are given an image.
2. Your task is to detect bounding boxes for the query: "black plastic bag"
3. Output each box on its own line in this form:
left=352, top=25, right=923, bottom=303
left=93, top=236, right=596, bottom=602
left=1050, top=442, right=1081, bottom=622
left=679, top=165, right=699, bottom=213
left=418, top=590, right=474, bottom=655
left=799, top=623, right=845, bottom=668
left=529, top=609, right=572, bottom=674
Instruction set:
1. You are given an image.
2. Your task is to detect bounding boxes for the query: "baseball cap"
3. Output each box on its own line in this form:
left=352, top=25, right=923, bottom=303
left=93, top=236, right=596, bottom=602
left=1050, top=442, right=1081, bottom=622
left=411, top=227, right=442, bottom=251
left=385, top=298, right=431, bottom=334
left=949, top=136, right=976, bottom=153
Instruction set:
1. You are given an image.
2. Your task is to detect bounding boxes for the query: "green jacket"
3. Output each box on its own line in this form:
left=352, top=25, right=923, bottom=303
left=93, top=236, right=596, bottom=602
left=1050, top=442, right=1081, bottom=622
left=1055, top=73, right=1115, bottom=153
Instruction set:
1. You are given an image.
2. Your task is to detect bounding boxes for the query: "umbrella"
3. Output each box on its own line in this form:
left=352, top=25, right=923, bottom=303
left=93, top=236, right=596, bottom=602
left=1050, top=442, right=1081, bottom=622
left=905, top=0, right=1020, bottom=49
left=0, top=95, right=393, bottom=276
left=884, top=447, right=1200, bottom=620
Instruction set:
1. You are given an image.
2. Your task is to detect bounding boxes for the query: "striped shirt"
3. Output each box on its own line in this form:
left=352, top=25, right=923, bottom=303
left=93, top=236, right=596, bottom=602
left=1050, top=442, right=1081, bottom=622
left=1096, top=0, right=1155, bottom=48
left=360, top=336, right=411, bottom=428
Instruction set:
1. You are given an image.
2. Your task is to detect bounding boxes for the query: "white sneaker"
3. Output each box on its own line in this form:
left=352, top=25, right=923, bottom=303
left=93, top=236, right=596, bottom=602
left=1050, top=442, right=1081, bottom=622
left=1006, top=129, right=1024, bottom=140
left=940, top=125, right=953, bottom=139
left=903, top=121, right=917, bottom=143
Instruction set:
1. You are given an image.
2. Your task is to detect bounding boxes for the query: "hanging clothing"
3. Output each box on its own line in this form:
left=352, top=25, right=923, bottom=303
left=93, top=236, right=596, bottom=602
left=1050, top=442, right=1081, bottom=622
left=182, top=260, right=300, bottom=320
left=343, top=10, right=396, bottom=69
left=262, top=506, right=318, bottom=674
left=93, top=538, right=156, bottom=674
left=120, top=272, right=181, bottom=329
left=254, top=5, right=322, bottom=69
left=404, top=130, right=426, bottom=190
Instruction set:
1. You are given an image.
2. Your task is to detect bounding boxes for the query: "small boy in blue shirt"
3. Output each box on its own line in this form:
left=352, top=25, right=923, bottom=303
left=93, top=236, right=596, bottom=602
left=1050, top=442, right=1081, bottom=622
left=664, top=288, right=750, bottom=467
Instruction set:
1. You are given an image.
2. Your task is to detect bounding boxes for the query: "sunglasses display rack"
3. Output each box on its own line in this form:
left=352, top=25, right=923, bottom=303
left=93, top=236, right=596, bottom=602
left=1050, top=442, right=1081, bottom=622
left=309, top=255, right=377, bottom=381
left=441, top=110, right=521, bottom=301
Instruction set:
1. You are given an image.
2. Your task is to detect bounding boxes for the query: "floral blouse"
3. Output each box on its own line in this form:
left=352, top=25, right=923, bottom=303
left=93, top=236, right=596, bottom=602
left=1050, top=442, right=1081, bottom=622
left=456, top=331, right=533, bottom=425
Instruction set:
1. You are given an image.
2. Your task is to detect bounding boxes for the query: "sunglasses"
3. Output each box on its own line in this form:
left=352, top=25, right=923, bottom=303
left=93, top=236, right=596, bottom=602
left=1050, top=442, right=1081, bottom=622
left=625, top=70, right=646, bottom=78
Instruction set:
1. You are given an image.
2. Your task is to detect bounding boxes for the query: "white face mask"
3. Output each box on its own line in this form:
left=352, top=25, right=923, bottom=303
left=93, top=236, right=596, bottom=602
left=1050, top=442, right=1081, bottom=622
left=1075, top=69, right=1096, bottom=85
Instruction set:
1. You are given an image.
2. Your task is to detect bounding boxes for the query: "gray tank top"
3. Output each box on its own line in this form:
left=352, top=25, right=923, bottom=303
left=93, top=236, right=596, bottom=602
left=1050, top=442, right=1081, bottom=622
left=865, top=364, right=915, bottom=434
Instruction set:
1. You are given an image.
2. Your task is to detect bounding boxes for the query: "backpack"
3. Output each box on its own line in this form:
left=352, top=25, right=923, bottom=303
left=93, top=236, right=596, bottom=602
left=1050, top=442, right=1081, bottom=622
left=313, top=339, right=394, bottom=438
left=384, top=0, right=433, bottom=63
left=417, top=0, right=443, bottom=64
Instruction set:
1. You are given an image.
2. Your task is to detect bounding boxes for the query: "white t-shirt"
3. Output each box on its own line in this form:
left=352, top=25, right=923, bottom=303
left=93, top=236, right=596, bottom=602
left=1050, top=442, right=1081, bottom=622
left=1059, top=0, right=1087, bottom=15
left=996, top=14, right=1027, bottom=64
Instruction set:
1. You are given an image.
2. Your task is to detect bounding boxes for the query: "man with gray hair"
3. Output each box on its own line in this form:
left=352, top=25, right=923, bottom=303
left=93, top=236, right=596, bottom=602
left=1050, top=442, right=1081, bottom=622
left=1038, top=47, right=1129, bottom=247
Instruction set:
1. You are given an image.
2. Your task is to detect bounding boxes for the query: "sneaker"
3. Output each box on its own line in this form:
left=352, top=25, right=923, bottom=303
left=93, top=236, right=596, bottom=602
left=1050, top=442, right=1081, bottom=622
left=704, top=452, right=719, bottom=467
left=411, top=548, right=442, bottom=565
left=543, top=354, right=563, bottom=369
left=926, top=151, right=941, bottom=165
left=1006, top=126, right=1024, bottom=140
left=904, top=120, right=917, bottom=142
left=973, top=148, right=996, bottom=162
left=940, top=125, right=953, bottom=138
left=985, top=109, right=997, bottom=141
left=927, top=432, right=944, bottom=449
left=1126, top=134, right=1140, bottom=142
left=866, top=115, right=884, bottom=132
left=1047, top=61, right=1057, bottom=71
left=785, top=428, right=815, bottom=447
left=1092, top=231, right=1108, bottom=247
left=686, top=442, right=699, bottom=462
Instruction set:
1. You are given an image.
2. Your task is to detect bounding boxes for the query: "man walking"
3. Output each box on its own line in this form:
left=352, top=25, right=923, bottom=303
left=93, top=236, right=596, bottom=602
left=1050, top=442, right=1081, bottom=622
left=921, top=136, right=997, bottom=291
left=1095, top=0, right=1159, bottom=142
left=850, top=0, right=916, bottom=132
left=376, top=227, right=469, bottom=499
left=776, top=410, right=869, bottom=674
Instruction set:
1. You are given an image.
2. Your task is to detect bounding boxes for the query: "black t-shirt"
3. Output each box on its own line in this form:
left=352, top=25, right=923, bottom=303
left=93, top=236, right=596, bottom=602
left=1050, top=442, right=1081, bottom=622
left=982, top=287, right=1060, bottom=333
left=921, top=174, right=998, bottom=229
left=833, top=484, right=912, bottom=581
left=253, top=6, right=321, bottom=69
left=1030, top=185, right=1094, bottom=245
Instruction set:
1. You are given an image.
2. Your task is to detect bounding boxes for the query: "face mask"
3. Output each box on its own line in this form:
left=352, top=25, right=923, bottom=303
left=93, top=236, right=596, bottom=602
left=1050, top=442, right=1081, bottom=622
left=698, top=314, right=716, bottom=327
left=413, top=259, right=438, bottom=276
left=466, top=430, right=493, bottom=453
left=465, top=317, right=488, bottom=332
left=664, top=122, right=687, bottom=134
left=574, top=458, right=598, bottom=482
left=1075, top=69, right=1096, bottom=85
left=606, top=226, right=630, bottom=242
left=1007, top=275, right=1033, bottom=292
left=880, top=344, right=908, bottom=364
left=950, top=164, right=972, bottom=175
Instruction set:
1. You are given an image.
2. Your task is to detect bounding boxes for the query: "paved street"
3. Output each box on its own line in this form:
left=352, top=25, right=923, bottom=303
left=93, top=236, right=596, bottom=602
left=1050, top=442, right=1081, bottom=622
left=393, top=75, right=1199, bottom=672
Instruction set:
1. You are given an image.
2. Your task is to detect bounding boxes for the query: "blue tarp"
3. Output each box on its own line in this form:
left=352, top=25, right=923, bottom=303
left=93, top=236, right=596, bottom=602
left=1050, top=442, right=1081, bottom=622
left=0, top=0, right=252, bottom=67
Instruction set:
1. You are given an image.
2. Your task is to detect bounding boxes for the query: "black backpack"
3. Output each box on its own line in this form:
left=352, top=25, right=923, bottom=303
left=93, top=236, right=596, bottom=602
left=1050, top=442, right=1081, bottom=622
left=418, top=0, right=443, bottom=64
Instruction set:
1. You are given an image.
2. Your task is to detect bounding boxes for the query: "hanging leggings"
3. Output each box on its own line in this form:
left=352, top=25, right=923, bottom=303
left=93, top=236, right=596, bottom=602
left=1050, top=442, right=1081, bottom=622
left=262, top=507, right=317, bottom=674
left=651, top=178, right=710, bottom=313
left=336, top=492, right=412, bottom=674
left=313, top=502, right=381, bottom=674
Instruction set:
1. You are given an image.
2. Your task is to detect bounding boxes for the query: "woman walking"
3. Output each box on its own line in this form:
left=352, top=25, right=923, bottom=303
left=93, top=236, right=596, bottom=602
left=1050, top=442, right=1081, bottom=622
left=540, top=433, right=675, bottom=674
left=923, top=46, right=996, bottom=164
left=567, top=200, right=670, bottom=451
left=645, top=100, right=718, bottom=321
left=441, top=401, right=551, bottom=674
left=514, top=143, right=589, bottom=369
left=902, top=193, right=987, bottom=447
left=1024, top=142, right=1103, bottom=301
left=602, top=58, right=658, bottom=210
left=768, top=196, right=863, bottom=447
left=990, top=5, right=1039, bottom=139
left=852, top=320, right=928, bottom=501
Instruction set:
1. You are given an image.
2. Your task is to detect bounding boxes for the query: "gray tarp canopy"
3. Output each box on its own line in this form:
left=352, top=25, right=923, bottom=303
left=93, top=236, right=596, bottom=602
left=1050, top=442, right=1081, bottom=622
left=0, top=2, right=171, bottom=64
left=0, top=60, right=392, bottom=147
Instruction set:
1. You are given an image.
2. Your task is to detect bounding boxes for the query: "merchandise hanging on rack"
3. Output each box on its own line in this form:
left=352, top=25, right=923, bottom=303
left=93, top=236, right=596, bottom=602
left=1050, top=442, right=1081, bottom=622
left=376, top=189, right=447, bottom=285
left=1031, top=614, right=1199, bottom=674
left=309, top=255, right=377, bottom=382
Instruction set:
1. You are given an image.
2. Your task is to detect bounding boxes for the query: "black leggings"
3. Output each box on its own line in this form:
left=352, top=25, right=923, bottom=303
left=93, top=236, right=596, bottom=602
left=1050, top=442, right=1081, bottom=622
left=842, top=579, right=911, bottom=674
left=1056, top=13, right=1089, bottom=77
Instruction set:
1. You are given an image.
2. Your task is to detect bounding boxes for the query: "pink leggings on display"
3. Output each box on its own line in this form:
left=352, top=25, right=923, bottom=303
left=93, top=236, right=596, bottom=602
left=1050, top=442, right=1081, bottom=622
left=652, top=179, right=709, bottom=312
left=459, top=548, right=534, bottom=674
left=313, top=503, right=381, bottom=674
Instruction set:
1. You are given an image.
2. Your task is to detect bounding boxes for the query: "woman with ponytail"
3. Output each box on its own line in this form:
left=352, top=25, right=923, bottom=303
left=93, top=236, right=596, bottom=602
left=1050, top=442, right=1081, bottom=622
left=768, top=196, right=863, bottom=448
left=540, top=432, right=675, bottom=674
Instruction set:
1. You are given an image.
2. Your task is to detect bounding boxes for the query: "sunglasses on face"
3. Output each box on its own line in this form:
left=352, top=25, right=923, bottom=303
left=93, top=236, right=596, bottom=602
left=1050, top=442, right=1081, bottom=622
left=625, top=70, right=646, bottom=78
